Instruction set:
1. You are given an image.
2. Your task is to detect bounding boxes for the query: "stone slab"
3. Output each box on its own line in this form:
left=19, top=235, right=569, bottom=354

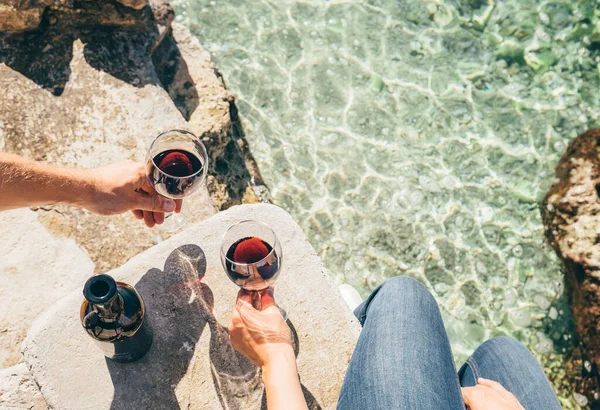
left=0, top=27, right=220, bottom=273
left=0, top=209, right=94, bottom=368
left=0, top=363, right=47, bottom=409
left=23, top=204, right=361, bottom=409
left=0, top=20, right=219, bottom=367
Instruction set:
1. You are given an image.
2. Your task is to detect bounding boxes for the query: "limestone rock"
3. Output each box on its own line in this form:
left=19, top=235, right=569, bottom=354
left=0, top=0, right=268, bottom=373
left=542, top=129, right=600, bottom=390
left=0, top=11, right=214, bottom=369
left=22, top=204, right=361, bottom=409
left=116, top=0, right=147, bottom=10
left=0, top=0, right=54, bottom=32
left=0, top=209, right=94, bottom=369
left=0, top=0, right=152, bottom=32
left=0, top=363, right=47, bottom=409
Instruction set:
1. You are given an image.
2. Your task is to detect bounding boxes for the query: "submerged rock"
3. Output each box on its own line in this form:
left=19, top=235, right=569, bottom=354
left=542, top=129, right=600, bottom=398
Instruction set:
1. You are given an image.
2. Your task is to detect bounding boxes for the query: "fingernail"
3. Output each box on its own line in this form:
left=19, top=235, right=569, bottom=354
left=162, top=200, right=175, bottom=212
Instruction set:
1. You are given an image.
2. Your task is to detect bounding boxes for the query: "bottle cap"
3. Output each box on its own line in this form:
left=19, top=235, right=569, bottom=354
left=83, top=274, right=117, bottom=304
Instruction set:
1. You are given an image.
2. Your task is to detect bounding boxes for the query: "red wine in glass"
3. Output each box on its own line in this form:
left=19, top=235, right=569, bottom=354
left=225, top=236, right=280, bottom=290
left=149, top=149, right=204, bottom=198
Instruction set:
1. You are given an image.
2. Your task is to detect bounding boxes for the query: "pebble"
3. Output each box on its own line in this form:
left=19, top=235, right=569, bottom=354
left=510, top=309, right=531, bottom=328
left=538, top=12, right=550, bottom=24
left=535, top=332, right=553, bottom=354
left=533, top=294, right=551, bottom=310
left=512, top=245, right=523, bottom=258
left=574, top=392, right=588, bottom=407
left=548, top=307, right=558, bottom=320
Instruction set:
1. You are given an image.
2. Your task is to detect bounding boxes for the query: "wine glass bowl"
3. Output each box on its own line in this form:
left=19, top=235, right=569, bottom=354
left=220, top=220, right=283, bottom=291
left=146, top=130, right=208, bottom=199
left=145, top=129, right=208, bottom=232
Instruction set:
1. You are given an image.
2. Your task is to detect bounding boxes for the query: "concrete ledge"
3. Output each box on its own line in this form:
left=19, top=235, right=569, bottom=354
left=23, top=204, right=361, bottom=409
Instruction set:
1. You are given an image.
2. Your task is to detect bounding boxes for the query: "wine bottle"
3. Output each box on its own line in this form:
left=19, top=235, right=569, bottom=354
left=80, top=274, right=153, bottom=363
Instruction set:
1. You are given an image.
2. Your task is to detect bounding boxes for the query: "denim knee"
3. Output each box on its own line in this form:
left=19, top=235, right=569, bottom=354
left=356, top=276, right=436, bottom=324
left=374, top=276, right=434, bottom=306
left=460, top=336, right=533, bottom=385
left=382, top=275, right=430, bottom=294
left=475, top=336, right=528, bottom=356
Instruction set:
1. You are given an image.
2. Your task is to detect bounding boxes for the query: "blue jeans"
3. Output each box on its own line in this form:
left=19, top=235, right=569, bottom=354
left=337, top=276, right=561, bottom=410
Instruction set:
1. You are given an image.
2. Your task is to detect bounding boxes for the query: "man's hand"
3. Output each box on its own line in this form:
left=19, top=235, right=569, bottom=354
left=0, top=153, right=181, bottom=227
left=83, top=161, right=182, bottom=227
left=462, top=378, right=525, bottom=410
left=228, top=288, right=293, bottom=368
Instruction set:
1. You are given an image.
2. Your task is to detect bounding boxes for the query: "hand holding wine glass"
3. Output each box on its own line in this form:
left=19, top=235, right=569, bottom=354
left=145, top=129, right=208, bottom=232
left=221, top=220, right=284, bottom=313
left=0, top=152, right=177, bottom=226
left=85, top=160, right=182, bottom=227
left=228, top=286, right=307, bottom=410
left=228, top=287, right=292, bottom=368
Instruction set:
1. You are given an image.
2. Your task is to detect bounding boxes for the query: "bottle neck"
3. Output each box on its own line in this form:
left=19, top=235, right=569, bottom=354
left=93, top=292, right=124, bottom=322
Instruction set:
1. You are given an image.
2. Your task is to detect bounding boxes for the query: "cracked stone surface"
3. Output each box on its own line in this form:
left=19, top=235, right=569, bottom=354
left=0, top=363, right=47, bottom=409
left=22, top=204, right=360, bottom=410
left=0, top=209, right=93, bottom=369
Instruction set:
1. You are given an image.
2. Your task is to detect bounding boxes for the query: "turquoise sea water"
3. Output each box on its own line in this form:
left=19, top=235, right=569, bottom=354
left=174, top=0, right=600, bottom=406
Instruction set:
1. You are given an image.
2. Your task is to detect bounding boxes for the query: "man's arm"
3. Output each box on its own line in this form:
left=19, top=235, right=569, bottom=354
left=0, top=152, right=95, bottom=211
left=0, top=152, right=178, bottom=227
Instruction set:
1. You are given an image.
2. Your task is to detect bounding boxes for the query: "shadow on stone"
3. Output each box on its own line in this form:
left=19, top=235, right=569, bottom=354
left=106, top=244, right=209, bottom=409
left=206, top=304, right=262, bottom=409
left=259, top=320, right=322, bottom=410
left=81, top=26, right=160, bottom=89
left=0, top=1, right=200, bottom=121
left=0, top=20, right=75, bottom=96
left=152, top=33, right=199, bottom=121
left=105, top=244, right=290, bottom=409
left=205, top=92, right=272, bottom=209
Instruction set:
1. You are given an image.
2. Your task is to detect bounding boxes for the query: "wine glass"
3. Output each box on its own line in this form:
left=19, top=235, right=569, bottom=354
left=220, top=220, right=286, bottom=318
left=146, top=129, right=208, bottom=232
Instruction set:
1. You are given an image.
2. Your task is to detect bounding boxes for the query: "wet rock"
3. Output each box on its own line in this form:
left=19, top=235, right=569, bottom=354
left=0, top=363, right=47, bottom=409
left=542, top=129, right=600, bottom=387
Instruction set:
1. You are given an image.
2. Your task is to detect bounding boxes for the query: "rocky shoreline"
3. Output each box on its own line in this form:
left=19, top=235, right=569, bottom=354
left=542, top=129, right=600, bottom=407
left=0, top=0, right=270, bottom=405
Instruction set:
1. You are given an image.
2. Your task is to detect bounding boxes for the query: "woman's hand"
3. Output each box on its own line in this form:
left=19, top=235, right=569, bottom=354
left=462, top=378, right=525, bottom=410
left=228, top=288, right=293, bottom=368
left=228, top=288, right=308, bottom=410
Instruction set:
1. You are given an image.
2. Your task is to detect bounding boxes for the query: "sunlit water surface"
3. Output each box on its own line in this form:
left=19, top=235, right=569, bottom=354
left=174, top=0, right=600, bottom=406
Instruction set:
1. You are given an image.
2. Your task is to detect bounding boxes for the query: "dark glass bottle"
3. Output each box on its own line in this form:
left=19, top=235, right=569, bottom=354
left=80, top=274, right=153, bottom=363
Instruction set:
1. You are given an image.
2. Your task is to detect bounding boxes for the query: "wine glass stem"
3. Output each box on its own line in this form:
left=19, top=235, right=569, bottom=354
left=254, top=290, right=262, bottom=310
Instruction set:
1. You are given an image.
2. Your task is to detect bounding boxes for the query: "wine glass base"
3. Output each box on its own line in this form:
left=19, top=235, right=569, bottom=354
left=278, top=305, right=288, bottom=321
left=155, top=212, right=187, bottom=233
